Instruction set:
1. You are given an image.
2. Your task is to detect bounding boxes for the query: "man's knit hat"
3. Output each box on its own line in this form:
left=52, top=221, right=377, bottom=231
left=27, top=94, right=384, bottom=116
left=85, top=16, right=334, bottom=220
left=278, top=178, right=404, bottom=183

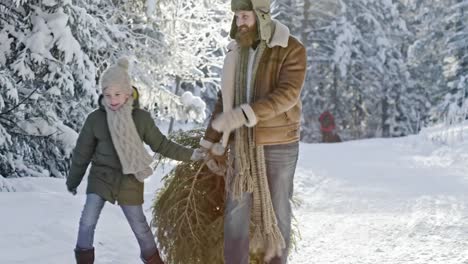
left=231, top=0, right=253, bottom=11
left=230, top=0, right=273, bottom=42
left=100, top=57, right=132, bottom=94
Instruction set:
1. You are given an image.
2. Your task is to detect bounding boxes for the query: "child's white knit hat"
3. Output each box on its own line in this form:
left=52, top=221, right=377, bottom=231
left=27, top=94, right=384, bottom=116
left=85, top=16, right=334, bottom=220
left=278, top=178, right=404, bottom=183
left=100, top=57, right=132, bottom=94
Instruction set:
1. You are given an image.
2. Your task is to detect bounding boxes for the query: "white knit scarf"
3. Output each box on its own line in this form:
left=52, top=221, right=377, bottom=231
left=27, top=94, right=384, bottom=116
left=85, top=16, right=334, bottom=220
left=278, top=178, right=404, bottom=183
left=104, top=97, right=153, bottom=181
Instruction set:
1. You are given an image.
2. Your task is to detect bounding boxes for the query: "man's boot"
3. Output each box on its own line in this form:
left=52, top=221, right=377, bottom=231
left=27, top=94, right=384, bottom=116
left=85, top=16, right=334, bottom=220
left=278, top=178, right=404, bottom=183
left=141, top=250, right=164, bottom=264
left=74, top=248, right=94, bottom=264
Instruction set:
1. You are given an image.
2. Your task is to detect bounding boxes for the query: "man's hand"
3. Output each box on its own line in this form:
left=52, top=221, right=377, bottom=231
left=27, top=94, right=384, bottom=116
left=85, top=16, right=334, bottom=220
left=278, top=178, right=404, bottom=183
left=198, top=140, right=226, bottom=176
left=206, top=157, right=226, bottom=176
left=212, top=107, right=247, bottom=132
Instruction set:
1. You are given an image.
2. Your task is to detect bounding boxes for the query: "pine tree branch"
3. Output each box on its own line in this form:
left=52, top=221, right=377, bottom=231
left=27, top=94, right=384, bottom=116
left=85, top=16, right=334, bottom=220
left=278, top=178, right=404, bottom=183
left=0, top=116, right=57, bottom=138
left=177, top=160, right=207, bottom=242
left=0, top=115, right=28, bottom=135
left=0, top=85, right=40, bottom=116
left=0, top=1, right=26, bottom=27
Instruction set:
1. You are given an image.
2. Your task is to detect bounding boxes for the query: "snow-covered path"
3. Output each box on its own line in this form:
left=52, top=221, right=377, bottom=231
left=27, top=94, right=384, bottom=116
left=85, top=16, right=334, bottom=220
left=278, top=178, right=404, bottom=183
left=290, top=137, right=468, bottom=264
left=2, top=133, right=468, bottom=263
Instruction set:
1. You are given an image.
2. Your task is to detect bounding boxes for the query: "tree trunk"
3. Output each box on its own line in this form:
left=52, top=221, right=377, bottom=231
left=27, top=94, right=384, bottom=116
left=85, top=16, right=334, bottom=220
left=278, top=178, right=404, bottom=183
left=168, top=75, right=181, bottom=134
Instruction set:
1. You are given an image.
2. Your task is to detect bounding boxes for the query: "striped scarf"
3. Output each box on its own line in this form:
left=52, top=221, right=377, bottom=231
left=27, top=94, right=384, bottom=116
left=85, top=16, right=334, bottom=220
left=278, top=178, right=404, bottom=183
left=228, top=41, right=285, bottom=259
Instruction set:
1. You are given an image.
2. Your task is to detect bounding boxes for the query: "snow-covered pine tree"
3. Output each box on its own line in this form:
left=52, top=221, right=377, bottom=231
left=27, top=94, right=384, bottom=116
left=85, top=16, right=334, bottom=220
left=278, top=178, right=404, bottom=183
left=271, top=0, right=303, bottom=36
left=437, top=0, right=468, bottom=124
left=288, top=0, right=468, bottom=140
left=0, top=175, right=15, bottom=192
left=146, top=0, right=230, bottom=131
left=402, top=0, right=468, bottom=129
left=299, top=0, right=426, bottom=140
left=0, top=0, right=84, bottom=178
left=0, top=0, right=210, bottom=179
left=290, top=0, right=342, bottom=142
left=402, top=0, right=448, bottom=129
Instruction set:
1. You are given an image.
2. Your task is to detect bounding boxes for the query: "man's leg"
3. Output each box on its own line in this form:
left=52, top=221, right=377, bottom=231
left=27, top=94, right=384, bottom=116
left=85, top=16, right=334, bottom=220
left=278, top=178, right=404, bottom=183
left=264, top=142, right=299, bottom=264
left=224, top=192, right=252, bottom=264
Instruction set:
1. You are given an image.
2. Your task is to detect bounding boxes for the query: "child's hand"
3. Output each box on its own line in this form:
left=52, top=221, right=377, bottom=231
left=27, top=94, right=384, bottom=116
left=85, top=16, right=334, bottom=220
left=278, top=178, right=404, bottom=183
left=190, top=148, right=207, bottom=161
left=67, top=186, right=77, bottom=195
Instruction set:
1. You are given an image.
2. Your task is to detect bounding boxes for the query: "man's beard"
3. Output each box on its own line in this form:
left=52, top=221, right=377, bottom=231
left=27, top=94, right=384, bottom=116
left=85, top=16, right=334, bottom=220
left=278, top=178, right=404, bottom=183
left=235, top=24, right=258, bottom=48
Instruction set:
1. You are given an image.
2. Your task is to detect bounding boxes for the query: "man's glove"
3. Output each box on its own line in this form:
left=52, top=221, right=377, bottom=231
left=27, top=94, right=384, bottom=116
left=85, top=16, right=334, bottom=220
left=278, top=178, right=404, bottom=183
left=190, top=148, right=207, bottom=161
left=67, top=186, right=77, bottom=195
left=198, top=140, right=227, bottom=176
left=212, top=104, right=258, bottom=133
left=212, top=107, right=246, bottom=132
left=206, top=156, right=226, bottom=176
left=204, top=143, right=227, bottom=176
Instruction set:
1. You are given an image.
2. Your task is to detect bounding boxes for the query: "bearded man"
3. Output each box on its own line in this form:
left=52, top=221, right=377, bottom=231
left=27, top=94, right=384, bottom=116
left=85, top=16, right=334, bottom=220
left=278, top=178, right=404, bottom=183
left=200, top=0, right=307, bottom=263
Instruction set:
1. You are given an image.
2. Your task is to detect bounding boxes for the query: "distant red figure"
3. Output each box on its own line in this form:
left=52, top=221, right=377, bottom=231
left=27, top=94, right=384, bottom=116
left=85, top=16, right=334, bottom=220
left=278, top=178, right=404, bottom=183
left=319, top=111, right=342, bottom=143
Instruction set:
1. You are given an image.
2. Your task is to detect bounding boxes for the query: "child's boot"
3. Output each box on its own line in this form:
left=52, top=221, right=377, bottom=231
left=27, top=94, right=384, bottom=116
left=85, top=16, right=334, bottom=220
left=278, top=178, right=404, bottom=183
left=74, top=247, right=94, bottom=264
left=141, top=249, right=164, bottom=264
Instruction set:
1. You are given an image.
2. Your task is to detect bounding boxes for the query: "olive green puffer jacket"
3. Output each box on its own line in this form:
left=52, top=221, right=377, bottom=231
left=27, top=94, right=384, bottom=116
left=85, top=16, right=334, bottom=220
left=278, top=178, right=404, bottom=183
left=66, top=94, right=193, bottom=205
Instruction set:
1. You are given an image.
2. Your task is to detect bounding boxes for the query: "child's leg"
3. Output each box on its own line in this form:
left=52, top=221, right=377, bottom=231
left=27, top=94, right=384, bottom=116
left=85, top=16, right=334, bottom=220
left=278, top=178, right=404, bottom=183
left=76, top=193, right=106, bottom=250
left=120, top=204, right=158, bottom=259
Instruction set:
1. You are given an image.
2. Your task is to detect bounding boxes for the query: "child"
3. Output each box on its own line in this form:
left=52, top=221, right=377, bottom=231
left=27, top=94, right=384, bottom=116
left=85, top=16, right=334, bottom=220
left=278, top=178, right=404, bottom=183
left=66, top=57, right=205, bottom=264
left=319, top=111, right=342, bottom=143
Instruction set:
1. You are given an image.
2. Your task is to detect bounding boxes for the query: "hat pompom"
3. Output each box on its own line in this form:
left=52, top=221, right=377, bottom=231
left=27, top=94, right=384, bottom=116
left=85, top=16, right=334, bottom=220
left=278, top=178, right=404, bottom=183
left=117, top=57, right=129, bottom=69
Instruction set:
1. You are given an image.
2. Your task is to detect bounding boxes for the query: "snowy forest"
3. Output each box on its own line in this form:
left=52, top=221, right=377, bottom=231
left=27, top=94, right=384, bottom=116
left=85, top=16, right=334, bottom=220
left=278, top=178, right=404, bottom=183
left=0, top=0, right=467, bottom=179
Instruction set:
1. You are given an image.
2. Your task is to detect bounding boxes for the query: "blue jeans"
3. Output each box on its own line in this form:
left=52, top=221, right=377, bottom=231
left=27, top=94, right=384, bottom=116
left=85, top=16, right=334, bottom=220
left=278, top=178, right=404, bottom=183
left=75, top=193, right=157, bottom=259
left=224, top=142, right=299, bottom=264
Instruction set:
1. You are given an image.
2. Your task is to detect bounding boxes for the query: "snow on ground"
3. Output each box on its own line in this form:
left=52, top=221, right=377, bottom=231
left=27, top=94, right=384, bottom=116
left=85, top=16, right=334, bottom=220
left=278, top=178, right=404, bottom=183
left=0, top=162, right=171, bottom=264
left=290, top=131, right=468, bottom=264
left=2, top=125, right=468, bottom=263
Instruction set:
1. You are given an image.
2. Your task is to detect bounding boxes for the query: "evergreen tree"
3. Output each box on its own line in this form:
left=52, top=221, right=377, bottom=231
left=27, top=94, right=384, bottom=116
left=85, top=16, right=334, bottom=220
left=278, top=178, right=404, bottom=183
left=438, top=0, right=468, bottom=124
left=0, top=0, right=223, bottom=178
left=147, top=0, right=230, bottom=132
